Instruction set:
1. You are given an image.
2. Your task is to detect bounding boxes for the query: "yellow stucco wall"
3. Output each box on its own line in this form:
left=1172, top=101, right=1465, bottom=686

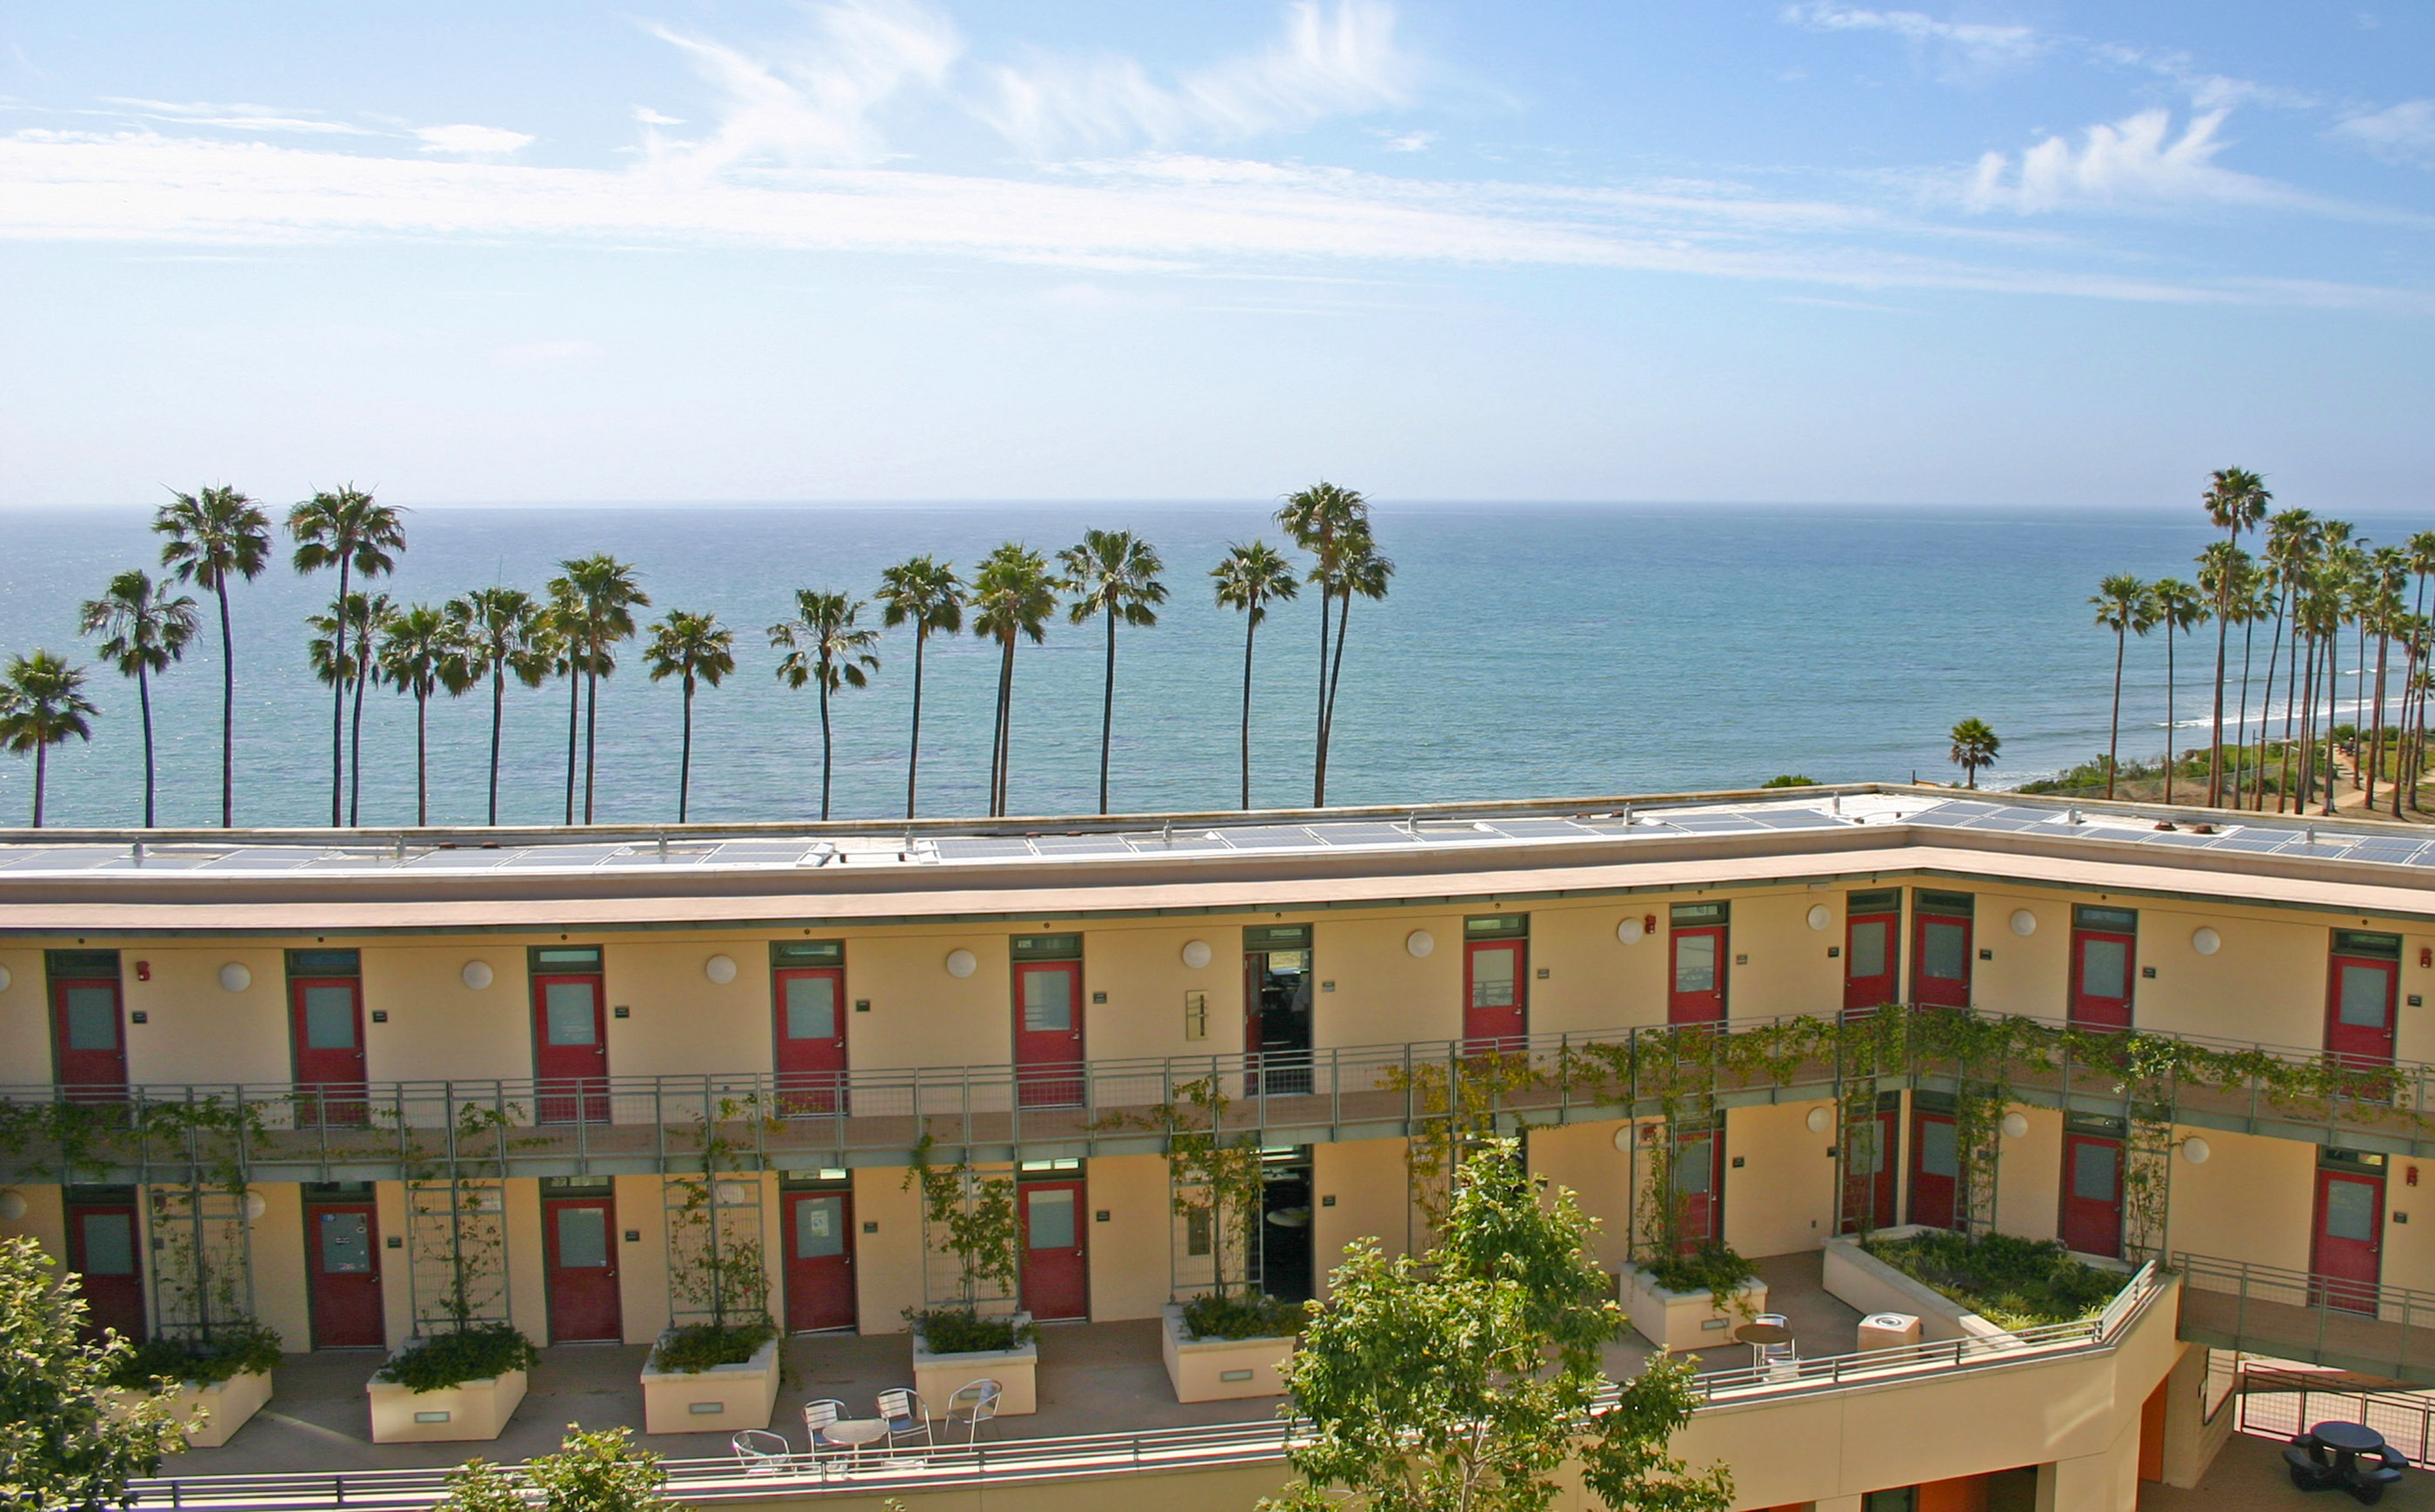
left=249, top=1182, right=311, bottom=1349
left=1311, top=1136, right=1411, bottom=1299
left=2164, top=1126, right=2314, bottom=1272
left=1083, top=1153, right=1169, bottom=1321
left=364, top=941, right=532, bottom=1083
left=852, top=1164, right=924, bottom=1335
left=1724, top=1100, right=1839, bottom=1257
left=1994, top=1105, right=2064, bottom=1243
left=1525, top=1120, right=1635, bottom=1275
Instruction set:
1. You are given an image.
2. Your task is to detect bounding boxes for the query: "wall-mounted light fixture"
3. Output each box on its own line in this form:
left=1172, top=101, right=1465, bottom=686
left=1180, top=940, right=1212, bottom=969
left=462, top=961, right=495, bottom=990
left=2000, top=1112, right=2030, bottom=1139
left=1405, top=930, right=1435, bottom=958
left=1805, top=904, right=1831, bottom=931
left=2009, top=910, right=2037, bottom=937
left=704, top=954, right=737, bottom=984
left=944, top=949, right=977, bottom=979
left=218, top=962, right=252, bottom=993
left=2192, top=928, right=2222, bottom=956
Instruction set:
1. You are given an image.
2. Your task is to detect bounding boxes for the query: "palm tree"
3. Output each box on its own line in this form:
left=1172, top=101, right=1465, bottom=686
left=288, top=487, right=407, bottom=826
left=644, top=610, right=735, bottom=823
left=1057, top=530, right=1167, bottom=816
left=77, top=570, right=198, bottom=828
left=0, top=652, right=100, bottom=827
left=547, top=555, right=650, bottom=825
left=875, top=556, right=964, bottom=820
left=2149, top=579, right=2207, bottom=804
left=768, top=591, right=880, bottom=823
left=1318, top=530, right=1394, bottom=803
left=969, top=544, right=1059, bottom=818
left=2260, top=510, right=2318, bottom=811
left=2089, top=574, right=2153, bottom=799
left=2200, top=468, right=2271, bottom=804
left=154, top=486, right=271, bottom=827
left=2196, top=543, right=2252, bottom=806
left=1947, top=717, right=2000, bottom=789
left=2225, top=560, right=2272, bottom=812
left=2363, top=547, right=2408, bottom=809
left=1276, top=482, right=1375, bottom=806
left=376, top=605, right=454, bottom=827
left=1211, top=542, right=1301, bottom=809
left=306, top=591, right=394, bottom=826
left=444, top=588, right=553, bottom=826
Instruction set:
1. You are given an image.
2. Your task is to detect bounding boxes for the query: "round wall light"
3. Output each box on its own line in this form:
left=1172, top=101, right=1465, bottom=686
left=243, top=1191, right=269, bottom=1222
left=1805, top=1105, right=1833, bottom=1134
left=1617, top=918, right=1646, bottom=945
left=0, top=964, right=12, bottom=993
left=704, top=954, right=738, bottom=985
left=715, top=1181, right=752, bottom=1206
left=1406, top=929, right=1435, bottom=959
left=462, top=960, right=495, bottom=990
left=2180, top=1136, right=2212, bottom=1165
left=945, top=948, right=977, bottom=979
left=218, top=962, right=252, bottom=993
left=0, top=1190, right=25, bottom=1222
left=2000, top=1111, right=2030, bottom=1139
left=2009, top=909, right=2038, bottom=937
left=1806, top=904, right=1832, bottom=932
left=1181, top=940, right=1212, bottom=970
left=1612, top=1126, right=1637, bottom=1152
left=2191, top=927, right=2222, bottom=956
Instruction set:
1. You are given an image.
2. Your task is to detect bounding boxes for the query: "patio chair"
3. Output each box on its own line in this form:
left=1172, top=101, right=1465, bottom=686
left=944, top=1377, right=1004, bottom=1443
left=731, top=1429, right=792, bottom=1475
left=803, top=1398, right=852, bottom=1476
left=877, top=1387, right=934, bottom=1451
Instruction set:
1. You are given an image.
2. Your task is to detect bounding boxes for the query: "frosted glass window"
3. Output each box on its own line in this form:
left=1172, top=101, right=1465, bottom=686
left=2340, top=966, right=2392, bottom=1029
left=795, top=1196, right=844, bottom=1260
left=545, top=983, right=597, bottom=1045
left=2072, top=1142, right=2118, bottom=1202
left=303, top=986, right=357, bottom=1050
left=1849, top=921, right=1887, bottom=978
left=62, top=987, right=117, bottom=1051
left=1921, top=1120, right=1958, bottom=1179
left=318, top=1210, right=371, bottom=1273
left=784, top=976, right=838, bottom=1040
left=1022, top=970, right=1072, bottom=1032
left=2325, top=1179, right=2377, bottom=1242
left=78, top=1213, right=134, bottom=1276
left=1674, top=1137, right=1713, bottom=1196
left=1922, top=921, right=1968, bottom=982
left=1673, top=936, right=1717, bottom=994
left=555, top=1207, right=609, bottom=1269
left=2078, top=939, right=2130, bottom=1001
left=1471, top=949, right=1518, bottom=1009
left=1026, top=1189, right=1077, bottom=1249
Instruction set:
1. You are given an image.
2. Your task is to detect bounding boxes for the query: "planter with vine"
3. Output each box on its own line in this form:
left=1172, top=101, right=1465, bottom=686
left=366, top=1324, right=537, bottom=1443
left=1161, top=1292, right=1301, bottom=1402
left=107, top=1324, right=284, bottom=1449
left=648, top=1124, right=784, bottom=1434
left=1620, top=1243, right=1768, bottom=1352
left=1831, top=1227, right=2130, bottom=1347
left=642, top=1322, right=783, bottom=1434
left=904, top=1136, right=1040, bottom=1413
left=910, top=1306, right=1040, bottom=1414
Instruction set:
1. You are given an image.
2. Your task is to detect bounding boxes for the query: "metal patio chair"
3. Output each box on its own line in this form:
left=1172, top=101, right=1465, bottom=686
left=730, top=1429, right=792, bottom=1475
left=944, top=1377, right=1004, bottom=1443
left=877, top=1387, right=934, bottom=1452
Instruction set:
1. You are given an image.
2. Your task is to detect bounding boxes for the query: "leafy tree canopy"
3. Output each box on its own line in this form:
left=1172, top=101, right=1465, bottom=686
left=0, top=1236, right=187, bottom=1510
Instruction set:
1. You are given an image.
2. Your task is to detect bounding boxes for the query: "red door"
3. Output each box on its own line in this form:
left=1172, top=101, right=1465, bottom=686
left=544, top=1196, right=621, bottom=1342
left=1841, top=1108, right=1897, bottom=1233
left=1913, top=910, right=1972, bottom=1008
left=306, top=1202, right=385, bottom=1348
left=1464, top=941, right=1527, bottom=1049
left=1013, top=962, right=1084, bottom=1109
left=1019, top=1180, right=1088, bottom=1321
left=2312, top=1167, right=2385, bottom=1314
left=784, top=1190, right=857, bottom=1333
left=2069, top=929, right=2135, bottom=1030
left=290, top=976, right=369, bottom=1125
left=1909, top=1110, right=1958, bottom=1229
left=67, top=1203, right=144, bottom=1342
left=1672, top=1129, right=1725, bottom=1251
left=2327, top=954, right=2399, bottom=1066
left=52, top=976, right=127, bottom=1096
left=2060, top=1135, right=2123, bottom=1259
left=1844, top=909, right=1899, bottom=1012
left=1668, top=926, right=1726, bottom=1025
left=774, top=967, right=848, bottom=1115
left=533, top=972, right=610, bottom=1122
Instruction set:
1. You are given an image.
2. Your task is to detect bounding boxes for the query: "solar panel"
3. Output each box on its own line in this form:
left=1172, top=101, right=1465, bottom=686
left=1478, top=817, right=1600, bottom=839
left=931, top=837, right=1039, bottom=861
left=500, top=846, right=628, bottom=868
left=1223, top=827, right=1321, bottom=849
left=0, top=847, right=137, bottom=870
left=1028, top=836, right=1134, bottom=856
left=1747, top=809, right=1846, bottom=829
left=1307, top=823, right=1421, bottom=845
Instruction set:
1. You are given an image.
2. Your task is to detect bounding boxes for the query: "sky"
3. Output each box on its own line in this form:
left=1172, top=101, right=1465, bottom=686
left=2, top=2, right=2431, bottom=508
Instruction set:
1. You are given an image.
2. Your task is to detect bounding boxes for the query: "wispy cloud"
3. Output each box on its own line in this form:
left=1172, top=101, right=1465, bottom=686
left=1780, top=3, right=2047, bottom=81
left=417, top=123, right=533, bottom=156
left=1962, top=110, right=2299, bottom=214
left=645, top=0, right=962, bottom=172
left=100, top=97, right=374, bottom=136
left=2334, top=100, right=2435, bottom=168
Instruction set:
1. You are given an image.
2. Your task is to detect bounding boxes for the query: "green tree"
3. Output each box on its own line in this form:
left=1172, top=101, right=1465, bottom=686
left=1211, top=541, right=1301, bottom=809
left=77, top=569, right=198, bottom=829
left=644, top=609, right=736, bottom=823
left=548, top=555, right=650, bottom=825
left=154, top=485, right=272, bottom=828
left=969, top=543, right=1059, bottom=818
left=875, top=556, right=964, bottom=820
left=377, top=604, right=457, bottom=827
left=1946, top=716, right=2000, bottom=789
left=2149, top=579, right=2207, bottom=803
left=308, top=591, right=395, bottom=826
left=1058, top=529, right=1168, bottom=815
left=768, top=590, right=880, bottom=823
left=2199, top=467, right=2271, bottom=804
left=0, top=1236, right=187, bottom=1510
left=0, top=651, right=101, bottom=828
left=1264, top=1138, right=1731, bottom=1512
left=2088, top=574, right=2152, bottom=798
left=444, top=588, right=555, bottom=826
left=288, top=486, right=408, bottom=827
left=434, top=1427, right=672, bottom=1512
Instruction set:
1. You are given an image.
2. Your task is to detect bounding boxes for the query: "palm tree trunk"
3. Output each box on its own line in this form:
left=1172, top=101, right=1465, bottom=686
left=215, top=585, right=235, bottom=829
left=31, top=742, right=45, bottom=827
left=677, top=676, right=694, bottom=823
left=137, top=663, right=156, bottom=829
left=2278, top=613, right=2303, bottom=812
left=2233, top=613, right=2257, bottom=812
left=2164, top=629, right=2178, bottom=805
left=2369, top=630, right=2391, bottom=808
left=1312, top=583, right=1331, bottom=807
left=2297, top=634, right=2317, bottom=806
left=1097, top=612, right=1117, bottom=816
left=1318, top=591, right=1356, bottom=809
left=415, top=689, right=429, bottom=828
left=2257, top=585, right=2288, bottom=810
left=583, top=640, right=600, bottom=825
left=2325, top=629, right=2343, bottom=816
left=2209, top=584, right=2230, bottom=805
left=993, top=636, right=1017, bottom=817
left=488, top=664, right=505, bottom=826
left=2105, top=627, right=2126, bottom=799
left=330, top=560, right=350, bottom=826
left=818, top=678, right=834, bottom=823
left=905, top=629, right=927, bottom=820
left=349, top=658, right=369, bottom=827
left=564, top=663, right=580, bottom=824
left=1239, top=616, right=1258, bottom=810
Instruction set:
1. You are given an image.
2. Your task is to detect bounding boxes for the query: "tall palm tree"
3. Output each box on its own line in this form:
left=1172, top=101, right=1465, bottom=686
left=376, top=604, right=455, bottom=827
left=1057, top=530, right=1167, bottom=816
left=444, top=588, right=553, bottom=827
left=2089, top=574, right=2153, bottom=799
left=0, top=652, right=100, bottom=827
left=2225, top=560, right=2272, bottom=813
left=2196, top=543, right=2251, bottom=806
left=1276, top=482, right=1371, bottom=806
left=969, top=544, right=1058, bottom=818
left=1318, top=530, right=1394, bottom=804
left=307, top=591, right=394, bottom=826
left=2260, top=510, right=2318, bottom=811
left=2149, top=579, right=2206, bottom=804
left=2200, top=468, right=2271, bottom=804
left=288, top=487, right=407, bottom=826
left=644, top=609, right=735, bottom=824
left=2363, top=546, right=2407, bottom=809
left=546, top=555, right=650, bottom=825
left=1947, top=717, right=2000, bottom=789
left=77, top=570, right=198, bottom=828
left=1211, top=542, right=1301, bottom=809
left=155, top=486, right=271, bottom=828
left=769, top=590, right=880, bottom=823
left=876, top=556, right=964, bottom=820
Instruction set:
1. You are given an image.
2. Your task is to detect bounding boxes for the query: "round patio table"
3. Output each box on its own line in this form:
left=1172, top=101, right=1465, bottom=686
left=1732, top=1322, right=1792, bottom=1371
left=824, top=1419, right=891, bottom=1459
left=2313, top=1422, right=2385, bottom=1460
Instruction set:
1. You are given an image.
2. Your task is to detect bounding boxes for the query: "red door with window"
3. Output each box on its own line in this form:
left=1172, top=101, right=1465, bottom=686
left=2327, top=953, right=2399, bottom=1066
left=784, top=1191, right=857, bottom=1333
left=1464, top=941, right=1527, bottom=1049
left=68, top=1203, right=144, bottom=1342
left=2069, top=928, right=2135, bottom=1030
left=1909, top=1109, right=1958, bottom=1229
left=307, top=1202, right=385, bottom=1348
left=1841, top=1107, right=1897, bottom=1233
left=1913, top=909, right=1973, bottom=1008
left=1013, top=962, right=1084, bottom=1109
left=2060, top=1135, right=2123, bottom=1259
left=774, top=967, right=848, bottom=1115
left=1019, top=1180, right=1088, bottom=1321
left=1669, top=927, right=1727, bottom=1025
left=1671, top=1129, right=1725, bottom=1251
left=52, top=975, right=127, bottom=1096
left=544, top=1195, right=621, bottom=1342
left=534, top=972, right=610, bottom=1122
left=290, top=976, right=369, bottom=1124
left=1845, top=907, right=1899, bottom=1012
left=2312, top=1165, right=2385, bottom=1314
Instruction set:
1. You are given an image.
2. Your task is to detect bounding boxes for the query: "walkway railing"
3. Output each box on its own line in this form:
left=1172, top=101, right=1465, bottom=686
left=2175, top=1253, right=2435, bottom=1386
left=2236, top=1365, right=2435, bottom=1469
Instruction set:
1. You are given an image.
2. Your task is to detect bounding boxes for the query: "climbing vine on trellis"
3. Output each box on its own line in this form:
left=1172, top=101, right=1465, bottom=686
left=1386, top=1050, right=1545, bottom=1238
left=1097, top=1077, right=1267, bottom=1301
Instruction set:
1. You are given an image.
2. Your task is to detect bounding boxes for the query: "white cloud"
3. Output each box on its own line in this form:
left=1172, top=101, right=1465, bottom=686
left=646, top=0, right=962, bottom=172
left=1381, top=130, right=1434, bottom=152
left=493, top=339, right=606, bottom=367
left=101, top=97, right=373, bottom=135
left=1965, top=109, right=2304, bottom=214
left=416, top=123, right=534, bottom=156
left=634, top=107, right=685, bottom=127
left=1781, top=3, right=2047, bottom=80
left=2334, top=100, right=2435, bottom=168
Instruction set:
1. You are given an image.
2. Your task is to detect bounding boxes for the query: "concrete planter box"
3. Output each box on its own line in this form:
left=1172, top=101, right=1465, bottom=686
left=641, top=1335, right=782, bottom=1435
left=366, top=1363, right=527, bottom=1444
left=110, top=1368, right=274, bottom=1449
left=912, top=1313, right=1037, bottom=1416
left=1821, top=1228, right=2006, bottom=1345
left=1160, top=1303, right=1294, bottom=1402
left=1620, top=1265, right=1768, bottom=1352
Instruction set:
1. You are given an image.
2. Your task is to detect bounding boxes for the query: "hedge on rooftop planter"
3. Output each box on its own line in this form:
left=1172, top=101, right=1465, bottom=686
left=911, top=1307, right=1039, bottom=1415
left=1162, top=1293, right=1300, bottom=1402
left=108, top=1324, right=284, bottom=1449
left=1620, top=1244, right=1767, bottom=1352
left=367, top=1325, right=537, bottom=1444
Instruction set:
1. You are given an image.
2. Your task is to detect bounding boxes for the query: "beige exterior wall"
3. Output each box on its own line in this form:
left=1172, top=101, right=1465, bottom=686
left=1528, top=1120, right=1635, bottom=1276
left=1724, top=1100, right=1839, bottom=1258
left=1084, top=1153, right=1169, bottom=1321
left=1311, top=910, right=1464, bottom=1049
left=504, top=1178, right=548, bottom=1343
left=364, top=940, right=533, bottom=1084
left=374, top=1178, right=412, bottom=1350
left=249, top=1182, right=311, bottom=1349
left=604, top=938, right=771, bottom=1078
left=852, top=1164, right=924, bottom=1335
left=0, top=945, right=45, bottom=1082
left=848, top=929, right=1011, bottom=1072
left=613, top=1173, right=670, bottom=1345
left=1993, top=1104, right=2064, bottom=1243
left=120, top=945, right=292, bottom=1085
left=2164, top=1126, right=2314, bottom=1273
left=1312, top=1136, right=1411, bottom=1299
left=0, top=1177, right=66, bottom=1261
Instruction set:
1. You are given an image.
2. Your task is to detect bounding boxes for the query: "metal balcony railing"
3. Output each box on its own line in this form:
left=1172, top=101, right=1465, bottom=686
left=2235, top=1365, right=2435, bottom=1469
left=2175, top=1253, right=2435, bottom=1387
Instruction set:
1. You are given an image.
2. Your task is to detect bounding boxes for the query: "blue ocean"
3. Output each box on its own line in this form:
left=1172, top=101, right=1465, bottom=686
left=0, top=503, right=2409, bottom=829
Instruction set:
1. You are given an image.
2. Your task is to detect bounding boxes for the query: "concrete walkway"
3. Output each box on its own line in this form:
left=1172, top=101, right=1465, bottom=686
left=2143, top=1429, right=2433, bottom=1509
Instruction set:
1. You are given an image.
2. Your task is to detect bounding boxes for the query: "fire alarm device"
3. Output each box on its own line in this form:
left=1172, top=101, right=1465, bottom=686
left=135, top=961, right=151, bottom=982
left=2421, top=947, right=2432, bottom=969
left=2410, top=1166, right=2420, bottom=1188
